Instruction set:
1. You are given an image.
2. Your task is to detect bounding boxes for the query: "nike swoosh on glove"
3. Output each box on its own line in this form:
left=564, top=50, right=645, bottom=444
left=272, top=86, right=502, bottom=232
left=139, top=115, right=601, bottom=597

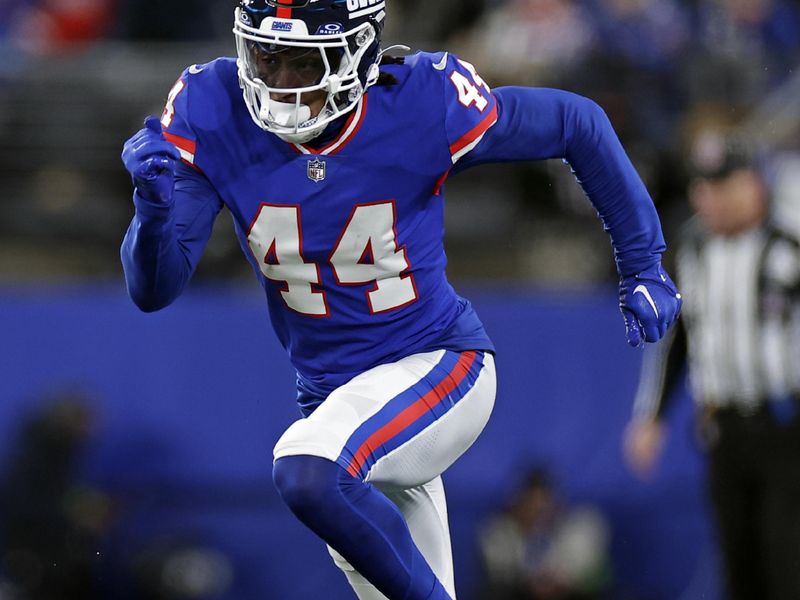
left=121, top=116, right=181, bottom=205
left=619, top=263, right=682, bottom=347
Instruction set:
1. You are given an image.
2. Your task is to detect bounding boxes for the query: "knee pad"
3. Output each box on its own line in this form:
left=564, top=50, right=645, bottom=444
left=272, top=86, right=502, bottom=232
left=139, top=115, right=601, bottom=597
left=273, top=455, right=338, bottom=517
left=272, top=456, right=450, bottom=600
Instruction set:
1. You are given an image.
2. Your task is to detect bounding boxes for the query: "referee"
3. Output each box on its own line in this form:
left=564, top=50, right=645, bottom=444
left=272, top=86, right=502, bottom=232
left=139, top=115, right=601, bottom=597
left=624, top=130, right=800, bottom=600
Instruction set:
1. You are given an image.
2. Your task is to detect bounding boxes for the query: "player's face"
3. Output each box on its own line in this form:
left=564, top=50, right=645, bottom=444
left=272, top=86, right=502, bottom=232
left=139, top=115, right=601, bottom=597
left=249, top=43, right=341, bottom=117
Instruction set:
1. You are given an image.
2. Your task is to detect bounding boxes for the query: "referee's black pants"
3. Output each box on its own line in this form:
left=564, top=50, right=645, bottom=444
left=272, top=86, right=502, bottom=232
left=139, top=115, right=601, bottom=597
left=705, top=406, right=800, bottom=600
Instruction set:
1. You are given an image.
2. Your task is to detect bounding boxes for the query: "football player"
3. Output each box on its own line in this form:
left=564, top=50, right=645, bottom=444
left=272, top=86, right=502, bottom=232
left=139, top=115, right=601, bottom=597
left=120, top=1, right=682, bottom=599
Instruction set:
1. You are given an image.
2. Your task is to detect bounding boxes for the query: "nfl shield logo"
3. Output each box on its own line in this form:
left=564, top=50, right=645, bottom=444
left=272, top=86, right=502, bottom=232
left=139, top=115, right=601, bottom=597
left=307, top=158, right=327, bottom=183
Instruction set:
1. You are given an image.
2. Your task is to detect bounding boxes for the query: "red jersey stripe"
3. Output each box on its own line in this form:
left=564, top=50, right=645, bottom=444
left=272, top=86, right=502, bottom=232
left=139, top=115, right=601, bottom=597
left=301, top=94, right=369, bottom=156
left=433, top=168, right=452, bottom=196
left=163, top=132, right=196, bottom=155
left=449, top=102, right=498, bottom=158
left=323, top=94, right=369, bottom=155
left=345, top=351, right=478, bottom=477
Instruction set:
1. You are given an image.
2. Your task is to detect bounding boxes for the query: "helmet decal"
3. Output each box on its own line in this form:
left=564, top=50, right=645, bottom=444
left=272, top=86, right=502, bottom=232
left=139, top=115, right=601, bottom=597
left=315, top=23, right=344, bottom=35
left=346, top=0, right=385, bottom=19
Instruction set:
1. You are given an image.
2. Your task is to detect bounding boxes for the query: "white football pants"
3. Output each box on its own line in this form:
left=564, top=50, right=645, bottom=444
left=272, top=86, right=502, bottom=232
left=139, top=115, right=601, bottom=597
left=273, top=350, right=497, bottom=599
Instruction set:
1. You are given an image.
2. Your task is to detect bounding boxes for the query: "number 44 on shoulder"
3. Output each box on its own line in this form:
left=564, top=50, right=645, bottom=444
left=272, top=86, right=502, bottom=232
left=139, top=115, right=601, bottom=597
left=448, top=58, right=491, bottom=112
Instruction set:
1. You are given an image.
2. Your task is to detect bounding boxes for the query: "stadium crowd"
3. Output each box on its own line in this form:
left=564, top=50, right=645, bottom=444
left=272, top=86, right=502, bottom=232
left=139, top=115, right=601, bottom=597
left=1, top=0, right=799, bottom=284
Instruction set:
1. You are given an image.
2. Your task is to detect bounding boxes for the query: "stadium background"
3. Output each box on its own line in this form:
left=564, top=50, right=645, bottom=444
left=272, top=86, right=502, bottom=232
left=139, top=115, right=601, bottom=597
left=1, top=0, right=800, bottom=598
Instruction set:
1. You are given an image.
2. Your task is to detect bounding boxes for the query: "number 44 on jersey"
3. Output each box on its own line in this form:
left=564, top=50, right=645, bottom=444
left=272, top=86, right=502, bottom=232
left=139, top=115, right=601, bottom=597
left=247, top=201, right=418, bottom=317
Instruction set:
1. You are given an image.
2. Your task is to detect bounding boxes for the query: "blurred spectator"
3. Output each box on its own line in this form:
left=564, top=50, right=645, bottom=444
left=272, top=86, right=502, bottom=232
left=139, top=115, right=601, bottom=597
left=387, top=0, right=488, bottom=44
left=587, top=0, right=690, bottom=71
left=575, top=0, right=691, bottom=149
left=0, top=390, right=110, bottom=600
left=477, top=467, right=611, bottom=600
left=130, top=535, right=234, bottom=600
left=0, top=390, right=238, bottom=600
left=771, top=151, right=800, bottom=235
left=0, top=0, right=27, bottom=41
left=113, top=0, right=233, bottom=42
left=685, top=0, right=800, bottom=111
left=625, top=126, right=800, bottom=600
left=467, top=0, right=595, bottom=87
left=1, top=0, right=800, bottom=285
left=5, top=0, right=116, bottom=55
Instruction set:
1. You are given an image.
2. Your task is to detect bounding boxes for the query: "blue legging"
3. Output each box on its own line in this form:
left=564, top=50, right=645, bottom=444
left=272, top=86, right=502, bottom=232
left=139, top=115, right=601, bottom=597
left=273, top=454, right=452, bottom=600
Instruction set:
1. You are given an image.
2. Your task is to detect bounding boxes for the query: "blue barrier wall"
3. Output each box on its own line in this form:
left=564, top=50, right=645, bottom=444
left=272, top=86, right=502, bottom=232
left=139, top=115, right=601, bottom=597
left=0, top=283, right=719, bottom=600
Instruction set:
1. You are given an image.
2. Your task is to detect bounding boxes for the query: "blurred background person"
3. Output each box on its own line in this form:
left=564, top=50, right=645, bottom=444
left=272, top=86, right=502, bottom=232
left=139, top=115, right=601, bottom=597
left=113, top=0, right=230, bottom=42
left=685, top=0, right=800, bottom=111
left=465, top=0, right=595, bottom=88
left=0, top=390, right=107, bottom=600
left=577, top=0, right=691, bottom=154
left=3, top=0, right=116, bottom=56
left=128, top=534, right=234, bottom=600
left=624, top=125, right=800, bottom=600
left=477, top=467, right=612, bottom=600
left=0, top=387, right=239, bottom=600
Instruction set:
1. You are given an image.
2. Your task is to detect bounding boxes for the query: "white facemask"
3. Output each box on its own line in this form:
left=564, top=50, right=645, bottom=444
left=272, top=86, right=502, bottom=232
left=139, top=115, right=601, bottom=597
left=234, top=8, right=382, bottom=145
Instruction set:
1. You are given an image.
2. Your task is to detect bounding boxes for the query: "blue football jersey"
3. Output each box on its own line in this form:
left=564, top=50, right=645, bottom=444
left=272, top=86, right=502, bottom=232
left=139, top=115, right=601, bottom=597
left=160, top=52, right=498, bottom=412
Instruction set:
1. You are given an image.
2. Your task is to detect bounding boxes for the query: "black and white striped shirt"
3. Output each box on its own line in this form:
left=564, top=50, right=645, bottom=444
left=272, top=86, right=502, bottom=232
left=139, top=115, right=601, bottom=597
left=633, top=218, right=800, bottom=419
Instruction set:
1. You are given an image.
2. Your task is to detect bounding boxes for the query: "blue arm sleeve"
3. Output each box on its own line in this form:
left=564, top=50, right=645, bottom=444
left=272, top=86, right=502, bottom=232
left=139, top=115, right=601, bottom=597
left=455, top=86, right=666, bottom=276
left=120, top=163, right=223, bottom=312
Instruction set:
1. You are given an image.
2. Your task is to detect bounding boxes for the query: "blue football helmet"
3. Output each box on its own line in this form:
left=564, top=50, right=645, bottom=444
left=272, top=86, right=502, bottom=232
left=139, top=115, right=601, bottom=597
left=234, top=0, right=386, bottom=143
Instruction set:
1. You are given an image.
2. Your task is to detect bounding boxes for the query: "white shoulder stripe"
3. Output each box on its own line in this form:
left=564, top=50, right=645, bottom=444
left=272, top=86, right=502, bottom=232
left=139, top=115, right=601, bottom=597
left=451, top=132, right=486, bottom=164
left=177, top=147, right=195, bottom=164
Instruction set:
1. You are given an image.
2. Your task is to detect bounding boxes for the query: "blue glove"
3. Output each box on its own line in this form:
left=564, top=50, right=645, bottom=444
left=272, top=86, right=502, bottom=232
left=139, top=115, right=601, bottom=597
left=619, top=263, right=682, bottom=347
left=121, top=116, right=181, bottom=205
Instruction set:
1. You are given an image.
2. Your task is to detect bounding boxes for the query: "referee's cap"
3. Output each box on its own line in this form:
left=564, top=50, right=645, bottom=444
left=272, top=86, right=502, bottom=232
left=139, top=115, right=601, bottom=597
left=688, top=129, right=755, bottom=181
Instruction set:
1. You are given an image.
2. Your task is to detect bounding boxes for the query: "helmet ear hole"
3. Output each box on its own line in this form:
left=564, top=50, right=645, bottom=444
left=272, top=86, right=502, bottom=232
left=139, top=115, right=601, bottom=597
left=354, top=26, right=374, bottom=48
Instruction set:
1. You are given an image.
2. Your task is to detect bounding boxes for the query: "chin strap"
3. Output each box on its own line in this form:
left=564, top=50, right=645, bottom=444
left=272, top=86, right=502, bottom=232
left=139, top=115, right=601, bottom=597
left=378, top=44, right=411, bottom=61
left=371, top=44, right=410, bottom=87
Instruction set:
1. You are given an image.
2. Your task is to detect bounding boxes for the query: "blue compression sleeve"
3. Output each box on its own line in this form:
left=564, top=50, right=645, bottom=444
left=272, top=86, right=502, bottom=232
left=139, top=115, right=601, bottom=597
left=273, top=455, right=452, bottom=600
left=120, top=163, right=223, bottom=312
left=455, top=86, right=666, bottom=277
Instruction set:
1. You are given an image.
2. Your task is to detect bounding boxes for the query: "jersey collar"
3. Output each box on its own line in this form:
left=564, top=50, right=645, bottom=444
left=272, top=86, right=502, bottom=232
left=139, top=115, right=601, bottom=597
left=291, top=94, right=368, bottom=157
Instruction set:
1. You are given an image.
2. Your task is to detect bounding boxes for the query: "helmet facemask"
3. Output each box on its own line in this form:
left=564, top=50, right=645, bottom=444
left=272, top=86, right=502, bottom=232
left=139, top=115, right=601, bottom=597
left=234, top=7, right=379, bottom=144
